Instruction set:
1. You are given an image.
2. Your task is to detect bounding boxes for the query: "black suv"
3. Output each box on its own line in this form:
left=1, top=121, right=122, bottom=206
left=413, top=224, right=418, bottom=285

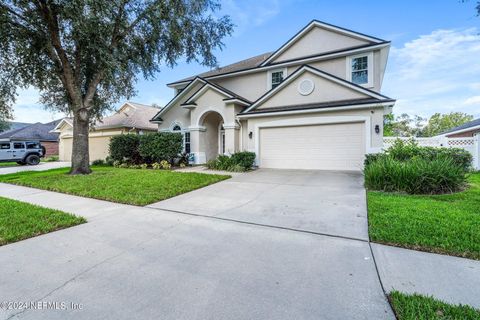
left=0, top=140, right=45, bottom=165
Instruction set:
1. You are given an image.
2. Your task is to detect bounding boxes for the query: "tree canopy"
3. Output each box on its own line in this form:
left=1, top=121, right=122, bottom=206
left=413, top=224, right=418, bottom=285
left=0, top=0, right=233, bottom=173
left=384, top=112, right=474, bottom=137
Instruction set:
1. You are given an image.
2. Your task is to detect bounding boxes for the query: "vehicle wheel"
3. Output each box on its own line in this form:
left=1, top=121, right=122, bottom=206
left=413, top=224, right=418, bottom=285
left=25, top=154, right=40, bottom=165
left=16, top=161, right=26, bottom=165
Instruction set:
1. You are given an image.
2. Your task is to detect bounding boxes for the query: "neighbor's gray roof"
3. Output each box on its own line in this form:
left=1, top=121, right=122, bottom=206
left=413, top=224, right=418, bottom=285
left=94, top=102, right=160, bottom=131
left=0, top=119, right=61, bottom=141
left=173, top=52, right=273, bottom=84
left=442, top=118, right=480, bottom=135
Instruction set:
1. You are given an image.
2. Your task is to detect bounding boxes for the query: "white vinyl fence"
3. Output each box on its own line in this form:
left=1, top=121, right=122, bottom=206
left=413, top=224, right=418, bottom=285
left=383, top=135, right=480, bottom=170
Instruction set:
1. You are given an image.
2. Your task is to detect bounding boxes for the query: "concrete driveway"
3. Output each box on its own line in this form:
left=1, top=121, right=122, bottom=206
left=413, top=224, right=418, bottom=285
left=0, top=170, right=395, bottom=319
left=148, top=169, right=368, bottom=240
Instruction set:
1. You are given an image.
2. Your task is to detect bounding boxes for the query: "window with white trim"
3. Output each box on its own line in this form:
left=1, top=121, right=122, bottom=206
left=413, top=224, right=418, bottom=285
left=347, top=52, right=373, bottom=87
left=268, top=68, right=286, bottom=89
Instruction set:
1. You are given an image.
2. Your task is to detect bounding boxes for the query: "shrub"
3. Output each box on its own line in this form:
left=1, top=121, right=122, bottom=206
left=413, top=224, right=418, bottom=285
left=207, top=151, right=256, bottom=172
left=160, top=160, right=171, bottom=170
left=105, top=156, right=114, bottom=166
left=140, top=163, right=148, bottom=170
left=109, top=134, right=142, bottom=164
left=113, top=160, right=122, bottom=168
left=139, top=132, right=183, bottom=164
left=364, top=155, right=467, bottom=194
left=230, top=151, right=256, bottom=170
left=384, top=139, right=472, bottom=171
left=92, top=159, right=104, bottom=166
left=152, top=162, right=162, bottom=170
left=44, top=155, right=59, bottom=162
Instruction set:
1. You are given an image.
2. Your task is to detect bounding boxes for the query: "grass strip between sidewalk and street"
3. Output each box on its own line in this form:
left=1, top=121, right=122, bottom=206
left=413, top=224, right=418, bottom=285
left=0, top=196, right=85, bottom=246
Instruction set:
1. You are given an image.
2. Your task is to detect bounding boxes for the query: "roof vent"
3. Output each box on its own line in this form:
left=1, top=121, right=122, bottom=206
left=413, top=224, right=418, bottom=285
left=298, top=78, right=314, bottom=96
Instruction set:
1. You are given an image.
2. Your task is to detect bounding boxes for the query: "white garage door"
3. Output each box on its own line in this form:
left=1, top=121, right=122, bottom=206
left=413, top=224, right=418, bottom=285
left=259, top=122, right=365, bottom=171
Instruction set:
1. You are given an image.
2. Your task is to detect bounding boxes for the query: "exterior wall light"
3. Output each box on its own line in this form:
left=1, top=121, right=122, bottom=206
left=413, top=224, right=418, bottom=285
left=249, top=131, right=253, bottom=139
left=375, top=125, right=380, bottom=134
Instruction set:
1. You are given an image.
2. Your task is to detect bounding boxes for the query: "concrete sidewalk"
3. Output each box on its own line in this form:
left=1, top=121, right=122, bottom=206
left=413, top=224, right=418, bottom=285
left=0, top=161, right=70, bottom=175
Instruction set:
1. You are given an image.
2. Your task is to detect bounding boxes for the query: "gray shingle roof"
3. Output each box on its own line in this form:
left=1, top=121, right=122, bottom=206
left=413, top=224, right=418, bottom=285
left=442, top=118, right=480, bottom=135
left=0, top=119, right=61, bottom=141
left=94, top=102, right=160, bottom=131
left=173, top=52, right=273, bottom=84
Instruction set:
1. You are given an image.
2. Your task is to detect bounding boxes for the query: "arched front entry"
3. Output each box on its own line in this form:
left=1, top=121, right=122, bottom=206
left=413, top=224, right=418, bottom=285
left=198, top=111, right=225, bottom=161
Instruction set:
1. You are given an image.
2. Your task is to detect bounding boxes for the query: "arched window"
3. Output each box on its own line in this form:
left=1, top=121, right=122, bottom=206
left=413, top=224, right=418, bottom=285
left=172, top=124, right=182, bottom=131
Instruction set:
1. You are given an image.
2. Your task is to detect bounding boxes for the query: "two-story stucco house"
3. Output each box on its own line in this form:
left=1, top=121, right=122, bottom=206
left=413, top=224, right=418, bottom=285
left=151, top=20, right=395, bottom=171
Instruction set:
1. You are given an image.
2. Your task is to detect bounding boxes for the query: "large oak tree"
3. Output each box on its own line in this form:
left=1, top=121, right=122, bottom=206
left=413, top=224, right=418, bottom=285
left=0, top=0, right=233, bottom=174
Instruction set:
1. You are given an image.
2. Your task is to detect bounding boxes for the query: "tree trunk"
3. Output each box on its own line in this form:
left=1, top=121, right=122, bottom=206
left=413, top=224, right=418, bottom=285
left=70, top=109, right=91, bottom=175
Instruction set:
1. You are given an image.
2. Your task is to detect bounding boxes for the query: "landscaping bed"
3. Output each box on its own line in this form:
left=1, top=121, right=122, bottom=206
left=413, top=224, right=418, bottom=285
left=389, top=291, right=480, bottom=320
left=0, top=166, right=230, bottom=205
left=0, top=196, right=85, bottom=246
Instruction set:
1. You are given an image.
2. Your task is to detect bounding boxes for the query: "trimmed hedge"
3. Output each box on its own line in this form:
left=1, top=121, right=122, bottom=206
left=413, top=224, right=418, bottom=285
left=109, top=132, right=183, bottom=164
left=109, top=134, right=142, bottom=164
left=364, top=139, right=470, bottom=194
left=139, top=132, right=183, bottom=164
left=206, top=152, right=256, bottom=172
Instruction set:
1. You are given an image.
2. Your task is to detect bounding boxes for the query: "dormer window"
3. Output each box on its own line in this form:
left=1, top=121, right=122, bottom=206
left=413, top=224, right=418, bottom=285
left=268, top=68, right=287, bottom=90
left=347, top=52, right=373, bottom=87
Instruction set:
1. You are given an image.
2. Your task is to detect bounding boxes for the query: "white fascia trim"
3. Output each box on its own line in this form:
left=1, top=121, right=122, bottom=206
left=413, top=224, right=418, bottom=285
left=50, top=118, right=73, bottom=132
left=224, top=98, right=250, bottom=107
left=443, top=124, right=480, bottom=137
left=260, top=21, right=384, bottom=66
left=243, top=65, right=386, bottom=113
left=346, top=52, right=374, bottom=88
left=253, top=116, right=372, bottom=166
left=168, top=43, right=390, bottom=88
left=184, top=83, right=233, bottom=104
left=237, top=102, right=393, bottom=119
left=153, top=78, right=206, bottom=119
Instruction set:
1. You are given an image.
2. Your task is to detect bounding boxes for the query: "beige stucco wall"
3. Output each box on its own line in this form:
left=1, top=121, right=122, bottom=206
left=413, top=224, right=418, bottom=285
left=58, top=127, right=156, bottom=162
left=241, top=107, right=385, bottom=153
left=256, top=71, right=369, bottom=110
left=271, top=27, right=370, bottom=63
left=158, top=81, right=204, bottom=131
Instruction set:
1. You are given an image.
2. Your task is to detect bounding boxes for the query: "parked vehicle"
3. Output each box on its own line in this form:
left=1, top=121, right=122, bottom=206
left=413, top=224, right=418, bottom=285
left=0, top=139, right=45, bottom=165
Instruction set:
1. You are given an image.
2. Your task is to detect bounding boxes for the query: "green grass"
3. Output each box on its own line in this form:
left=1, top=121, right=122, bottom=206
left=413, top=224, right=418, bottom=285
left=0, top=162, right=18, bottom=167
left=389, top=291, right=480, bottom=320
left=367, top=173, right=480, bottom=260
left=0, top=166, right=230, bottom=206
left=0, top=196, right=85, bottom=245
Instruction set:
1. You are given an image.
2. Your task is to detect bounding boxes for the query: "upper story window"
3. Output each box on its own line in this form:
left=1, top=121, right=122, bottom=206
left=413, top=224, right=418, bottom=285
left=268, top=68, right=287, bottom=90
left=347, top=52, right=373, bottom=87
left=172, top=125, right=182, bottom=132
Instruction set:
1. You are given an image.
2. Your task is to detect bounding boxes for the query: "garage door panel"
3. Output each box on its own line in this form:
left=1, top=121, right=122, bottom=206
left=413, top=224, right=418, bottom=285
left=259, top=122, right=365, bottom=171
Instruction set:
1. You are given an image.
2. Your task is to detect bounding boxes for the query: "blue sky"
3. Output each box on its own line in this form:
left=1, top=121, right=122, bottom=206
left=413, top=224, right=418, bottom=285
left=12, top=0, right=480, bottom=123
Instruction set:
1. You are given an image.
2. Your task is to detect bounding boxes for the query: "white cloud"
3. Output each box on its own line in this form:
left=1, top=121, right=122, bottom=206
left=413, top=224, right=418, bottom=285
left=463, top=95, right=480, bottom=105
left=383, top=28, right=480, bottom=118
left=221, top=0, right=281, bottom=35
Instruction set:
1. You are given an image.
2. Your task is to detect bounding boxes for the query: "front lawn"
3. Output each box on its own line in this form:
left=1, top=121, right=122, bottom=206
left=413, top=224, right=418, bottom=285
left=368, top=173, right=480, bottom=260
left=389, top=291, right=480, bottom=320
left=0, top=196, right=85, bottom=245
left=0, top=166, right=230, bottom=205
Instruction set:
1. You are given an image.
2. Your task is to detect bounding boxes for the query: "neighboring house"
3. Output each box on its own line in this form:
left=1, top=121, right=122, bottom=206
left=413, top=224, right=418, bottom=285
left=0, top=120, right=61, bottom=156
left=151, top=20, right=395, bottom=171
left=440, top=118, right=480, bottom=138
left=53, top=102, right=159, bottom=161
